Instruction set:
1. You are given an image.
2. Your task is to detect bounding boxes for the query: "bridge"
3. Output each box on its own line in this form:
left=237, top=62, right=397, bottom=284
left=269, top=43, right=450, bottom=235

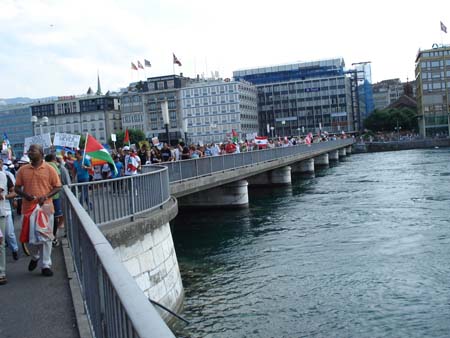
left=36, top=139, right=354, bottom=337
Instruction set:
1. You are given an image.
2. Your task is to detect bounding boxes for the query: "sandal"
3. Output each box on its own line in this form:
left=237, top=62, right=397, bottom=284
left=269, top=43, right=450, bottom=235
left=0, top=276, right=7, bottom=285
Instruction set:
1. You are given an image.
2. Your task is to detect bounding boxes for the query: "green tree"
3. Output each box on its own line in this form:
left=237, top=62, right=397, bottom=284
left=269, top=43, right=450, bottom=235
left=363, top=107, right=418, bottom=132
left=79, top=134, right=86, bottom=149
left=108, top=129, right=146, bottom=148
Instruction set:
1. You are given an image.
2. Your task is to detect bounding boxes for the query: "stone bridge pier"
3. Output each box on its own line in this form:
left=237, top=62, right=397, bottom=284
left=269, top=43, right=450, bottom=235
left=178, top=180, right=249, bottom=208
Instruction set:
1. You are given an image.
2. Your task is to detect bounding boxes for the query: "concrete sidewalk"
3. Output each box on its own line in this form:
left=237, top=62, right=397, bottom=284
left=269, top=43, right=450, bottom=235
left=0, top=216, right=80, bottom=338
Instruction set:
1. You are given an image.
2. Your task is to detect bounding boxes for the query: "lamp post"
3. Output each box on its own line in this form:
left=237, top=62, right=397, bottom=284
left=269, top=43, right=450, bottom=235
left=270, top=126, right=275, bottom=139
left=161, top=100, right=170, bottom=145
left=394, top=120, right=402, bottom=141
left=181, top=119, right=189, bottom=145
left=281, top=120, right=286, bottom=137
left=297, top=127, right=301, bottom=138
left=30, top=116, right=49, bottom=136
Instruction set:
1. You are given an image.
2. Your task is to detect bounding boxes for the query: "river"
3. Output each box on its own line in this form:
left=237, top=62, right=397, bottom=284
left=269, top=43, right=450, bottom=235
left=171, top=148, right=450, bottom=338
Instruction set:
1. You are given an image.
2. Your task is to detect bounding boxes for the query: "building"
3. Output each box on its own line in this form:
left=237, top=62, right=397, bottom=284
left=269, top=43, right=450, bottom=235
left=180, top=79, right=258, bottom=144
left=31, top=93, right=121, bottom=144
left=352, top=62, right=374, bottom=125
left=0, top=104, right=32, bottom=157
left=120, top=75, right=195, bottom=144
left=415, top=45, right=450, bottom=137
left=233, top=59, right=358, bottom=137
left=372, top=78, right=416, bottom=111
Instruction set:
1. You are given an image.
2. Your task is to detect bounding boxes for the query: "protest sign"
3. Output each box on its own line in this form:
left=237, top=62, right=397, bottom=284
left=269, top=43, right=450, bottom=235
left=53, top=132, right=81, bottom=148
left=24, top=133, right=52, bottom=150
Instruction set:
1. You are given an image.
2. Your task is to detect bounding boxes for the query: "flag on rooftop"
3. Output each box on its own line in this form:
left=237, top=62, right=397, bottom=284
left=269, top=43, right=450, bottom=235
left=84, top=134, right=117, bottom=175
left=131, top=62, right=138, bottom=70
left=173, top=53, right=182, bottom=66
left=137, top=60, right=144, bottom=69
left=441, top=21, right=447, bottom=33
left=144, top=59, right=151, bottom=67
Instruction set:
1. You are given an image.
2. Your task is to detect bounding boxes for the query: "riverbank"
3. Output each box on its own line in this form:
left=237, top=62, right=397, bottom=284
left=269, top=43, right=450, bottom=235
left=353, top=138, right=450, bottom=153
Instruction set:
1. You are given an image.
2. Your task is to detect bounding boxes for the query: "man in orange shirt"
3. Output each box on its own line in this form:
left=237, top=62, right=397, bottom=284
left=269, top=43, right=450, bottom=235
left=15, top=144, right=61, bottom=277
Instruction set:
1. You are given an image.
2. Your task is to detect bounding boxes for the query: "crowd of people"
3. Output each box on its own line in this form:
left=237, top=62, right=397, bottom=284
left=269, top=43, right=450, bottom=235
left=0, top=132, right=348, bottom=285
left=83, top=132, right=347, bottom=178
left=1, top=144, right=62, bottom=285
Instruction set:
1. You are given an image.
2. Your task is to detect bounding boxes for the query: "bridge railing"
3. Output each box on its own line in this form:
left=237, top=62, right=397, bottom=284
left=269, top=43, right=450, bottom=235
left=62, top=186, right=175, bottom=338
left=143, top=139, right=353, bottom=182
left=69, top=165, right=170, bottom=226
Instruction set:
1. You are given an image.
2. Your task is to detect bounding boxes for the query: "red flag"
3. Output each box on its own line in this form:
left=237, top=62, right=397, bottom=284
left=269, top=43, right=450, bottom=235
left=124, top=129, right=130, bottom=145
left=137, top=60, right=144, bottom=69
left=173, top=53, right=182, bottom=66
left=131, top=62, right=138, bottom=70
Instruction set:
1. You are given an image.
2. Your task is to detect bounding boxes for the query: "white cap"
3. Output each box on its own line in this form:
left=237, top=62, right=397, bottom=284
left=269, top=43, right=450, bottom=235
left=19, top=155, right=30, bottom=163
left=123, top=146, right=130, bottom=151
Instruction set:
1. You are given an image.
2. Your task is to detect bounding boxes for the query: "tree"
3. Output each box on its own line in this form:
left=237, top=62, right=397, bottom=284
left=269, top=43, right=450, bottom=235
left=108, top=129, right=146, bottom=148
left=363, top=107, right=418, bottom=132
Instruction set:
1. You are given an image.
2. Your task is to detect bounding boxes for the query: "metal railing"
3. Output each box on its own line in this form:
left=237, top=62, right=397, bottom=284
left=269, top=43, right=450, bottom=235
left=143, top=139, right=354, bottom=183
left=62, top=186, right=175, bottom=338
left=69, top=165, right=170, bottom=226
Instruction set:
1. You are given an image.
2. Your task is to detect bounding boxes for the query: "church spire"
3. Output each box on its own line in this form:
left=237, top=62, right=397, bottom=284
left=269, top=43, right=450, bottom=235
left=96, top=71, right=102, bottom=95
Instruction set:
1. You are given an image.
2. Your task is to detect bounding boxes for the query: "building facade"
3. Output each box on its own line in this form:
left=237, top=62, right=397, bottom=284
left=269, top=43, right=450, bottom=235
left=233, top=59, right=356, bottom=137
left=31, top=94, right=121, bottom=144
left=0, top=104, right=32, bottom=157
left=372, top=78, right=416, bottom=111
left=180, top=79, right=258, bottom=144
left=120, top=75, right=195, bottom=144
left=415, top=45, right=450, bottom=137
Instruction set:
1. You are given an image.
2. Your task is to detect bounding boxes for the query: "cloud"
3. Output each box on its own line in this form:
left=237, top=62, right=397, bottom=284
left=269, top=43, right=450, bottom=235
left=1, top=0, right=449, bottom=97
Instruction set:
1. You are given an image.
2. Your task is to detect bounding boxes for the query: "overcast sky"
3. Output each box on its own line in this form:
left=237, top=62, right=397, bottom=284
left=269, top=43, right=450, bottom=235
left=1, top=0, right=449, bottom=99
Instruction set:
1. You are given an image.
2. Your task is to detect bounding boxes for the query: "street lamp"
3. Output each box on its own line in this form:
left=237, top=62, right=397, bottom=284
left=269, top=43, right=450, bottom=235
left=181, top=119, right=189, bottom=144
left=394, top=120, right=402, bottom=141
left=297, top=127, right=301, bottom=138
left=270, top=126, right=275, bottom=139
left=161, top=100, right=170, bottom=145
left=30, top=116, right=48, bottom=136
left=281, top=120, right=286, bottom=137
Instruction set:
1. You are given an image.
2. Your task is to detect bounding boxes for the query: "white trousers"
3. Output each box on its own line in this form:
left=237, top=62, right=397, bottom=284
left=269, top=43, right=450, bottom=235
left=28, top=214, right=54, bottom=269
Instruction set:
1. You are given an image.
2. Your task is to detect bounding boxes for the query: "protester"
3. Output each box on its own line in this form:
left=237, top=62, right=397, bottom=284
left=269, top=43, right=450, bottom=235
left=160, top=143, right=173, bottom=162
left=72, top=150, right=92, bottom=207
left=15, top=144, right=62, bottom=277
left=0, top=168, right=9, bottom=284
left=44, top=154, right=64, bottom=247
left=124, top=146, right=140, bottom=176
left=0, top=158, right=19, bottom=260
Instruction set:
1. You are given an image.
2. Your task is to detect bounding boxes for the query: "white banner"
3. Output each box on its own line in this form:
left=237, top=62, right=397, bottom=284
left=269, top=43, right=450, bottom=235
left=53, top=132, right=81, bottom=148
left=24, top=133, right=52, bottom=150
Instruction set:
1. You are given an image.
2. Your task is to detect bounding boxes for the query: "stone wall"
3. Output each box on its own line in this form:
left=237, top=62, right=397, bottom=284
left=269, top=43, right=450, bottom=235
left=353, top=138, right=450, bottom=153
left=101, top=197, right=184, bottom=323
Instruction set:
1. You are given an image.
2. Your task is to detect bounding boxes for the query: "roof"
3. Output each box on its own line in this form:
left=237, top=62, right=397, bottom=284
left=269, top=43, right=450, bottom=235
left=387, top=95, right=417, bottom=109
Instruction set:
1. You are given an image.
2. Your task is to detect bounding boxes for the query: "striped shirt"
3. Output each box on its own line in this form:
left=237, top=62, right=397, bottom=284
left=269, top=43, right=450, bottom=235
left=15, top=161, right=61, bottom=214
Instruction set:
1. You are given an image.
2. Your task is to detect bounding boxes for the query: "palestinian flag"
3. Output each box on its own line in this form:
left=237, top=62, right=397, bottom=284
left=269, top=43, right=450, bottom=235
left=84, top=134, right=117, bottom=175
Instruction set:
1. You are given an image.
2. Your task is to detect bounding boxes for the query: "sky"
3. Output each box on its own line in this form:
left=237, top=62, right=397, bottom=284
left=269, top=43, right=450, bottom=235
left=1, top=0, right=450, bottom=99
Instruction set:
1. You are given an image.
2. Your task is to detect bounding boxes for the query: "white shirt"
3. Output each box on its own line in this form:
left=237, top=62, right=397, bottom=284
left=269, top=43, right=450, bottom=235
left=0, top=171, right=7, bottom=217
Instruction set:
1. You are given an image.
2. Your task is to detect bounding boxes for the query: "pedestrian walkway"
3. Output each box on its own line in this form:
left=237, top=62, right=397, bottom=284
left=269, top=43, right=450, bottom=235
left=0, top=216, right=80, bottom=338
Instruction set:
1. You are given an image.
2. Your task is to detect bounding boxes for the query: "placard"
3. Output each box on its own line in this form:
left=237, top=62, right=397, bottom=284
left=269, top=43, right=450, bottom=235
left=24, top=133, right=52, bottom=150
left=53, top=132, right=81, bottom=148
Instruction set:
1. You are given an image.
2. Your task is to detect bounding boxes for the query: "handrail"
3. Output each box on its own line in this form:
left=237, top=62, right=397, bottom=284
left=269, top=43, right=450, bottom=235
left=62, top=186, right=175, bottom=338
left=69, top=165, right=170, bottom=226
left=143, top=139, right=354, bottom=183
